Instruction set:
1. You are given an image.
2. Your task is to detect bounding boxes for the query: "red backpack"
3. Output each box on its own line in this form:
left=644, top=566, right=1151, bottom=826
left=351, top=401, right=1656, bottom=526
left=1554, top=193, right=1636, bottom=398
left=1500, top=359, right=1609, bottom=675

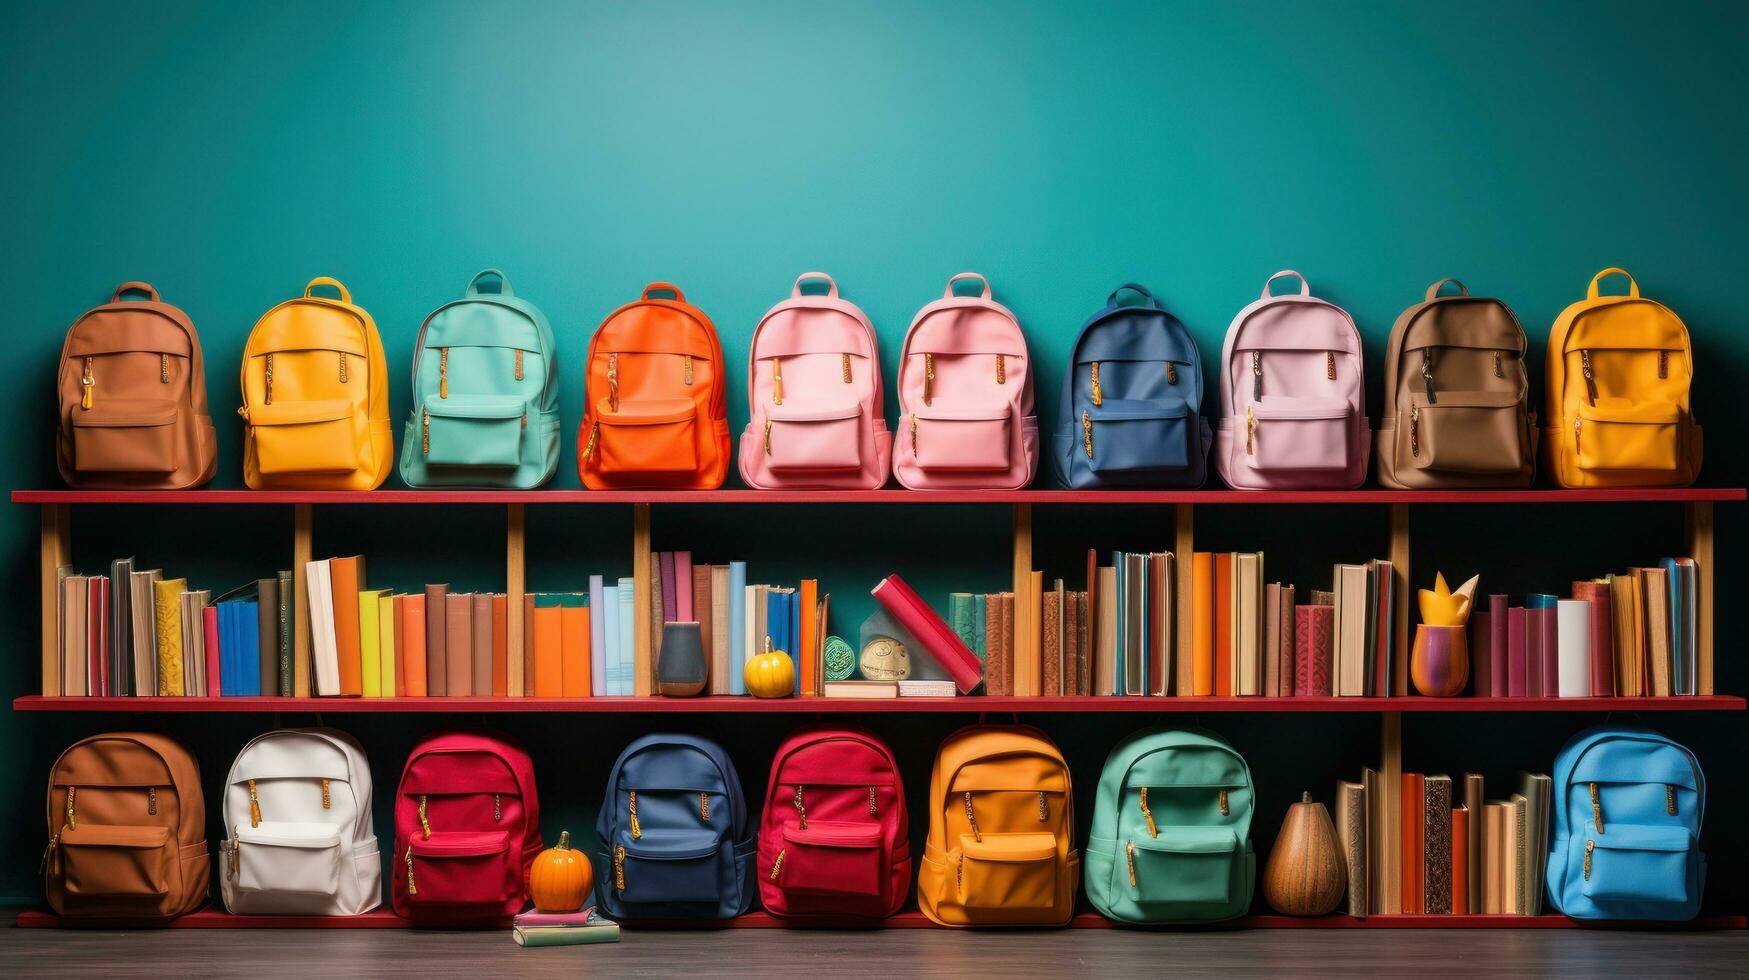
left=391, top=731, right=542, bottom=924
left=757, top=726, right=910, bottom=920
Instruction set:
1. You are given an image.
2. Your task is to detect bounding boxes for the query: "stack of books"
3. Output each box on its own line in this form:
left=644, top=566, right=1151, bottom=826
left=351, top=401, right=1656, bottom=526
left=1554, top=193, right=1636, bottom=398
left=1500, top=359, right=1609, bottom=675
left=511, top=907, right=621, bottom=947
left=1335, top=769, right=1550, bottom=917
left=647, top=552, right=830, bottom=696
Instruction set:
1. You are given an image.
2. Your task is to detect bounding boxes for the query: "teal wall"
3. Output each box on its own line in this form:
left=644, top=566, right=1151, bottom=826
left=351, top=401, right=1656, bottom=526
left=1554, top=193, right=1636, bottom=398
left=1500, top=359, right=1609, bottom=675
left=2, top=0, right=1745, bottom=905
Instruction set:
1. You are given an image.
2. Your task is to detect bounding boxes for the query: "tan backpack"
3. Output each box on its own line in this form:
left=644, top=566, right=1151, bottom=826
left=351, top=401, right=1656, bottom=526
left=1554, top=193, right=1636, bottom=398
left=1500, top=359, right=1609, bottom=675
left=56, top=282, right=217, bottom=488
left=1377, top=278, right=1536, bottom=488
left=44, top=732, right=210, bottom=919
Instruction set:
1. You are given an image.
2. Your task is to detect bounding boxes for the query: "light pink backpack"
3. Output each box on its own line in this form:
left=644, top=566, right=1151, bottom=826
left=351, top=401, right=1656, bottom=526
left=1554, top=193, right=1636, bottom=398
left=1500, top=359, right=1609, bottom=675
left=893, top=273, right=1038, bottom=490
left=740, top=273, right=890, bottom=489
left=1214, top=271, right=1369, bottom=489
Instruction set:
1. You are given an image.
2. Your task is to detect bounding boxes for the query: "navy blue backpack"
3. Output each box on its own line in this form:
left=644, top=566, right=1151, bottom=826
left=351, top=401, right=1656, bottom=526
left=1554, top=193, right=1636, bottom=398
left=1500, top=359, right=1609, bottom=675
left=1051, top=284, right=1210, bottom=488
left=1546, top=724, right=1706, bottom=921
left=594, top=734, right=755, bottom=920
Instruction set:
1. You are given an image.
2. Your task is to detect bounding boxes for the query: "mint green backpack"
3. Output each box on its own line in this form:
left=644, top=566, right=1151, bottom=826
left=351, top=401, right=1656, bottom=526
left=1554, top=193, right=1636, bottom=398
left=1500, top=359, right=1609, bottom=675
left=399, top=270, right=561, bottom=488
left=1084, top=727, right=1255, bottom=924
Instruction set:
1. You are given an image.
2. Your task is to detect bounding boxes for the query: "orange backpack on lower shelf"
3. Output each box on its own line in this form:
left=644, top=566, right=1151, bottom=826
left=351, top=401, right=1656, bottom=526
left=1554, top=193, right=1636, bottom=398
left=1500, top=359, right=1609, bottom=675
left=43, top=732, right=209, bottom=920
left=578, top=282, right=729, bottom=489
left=917, top=724, right=1078, bottom=926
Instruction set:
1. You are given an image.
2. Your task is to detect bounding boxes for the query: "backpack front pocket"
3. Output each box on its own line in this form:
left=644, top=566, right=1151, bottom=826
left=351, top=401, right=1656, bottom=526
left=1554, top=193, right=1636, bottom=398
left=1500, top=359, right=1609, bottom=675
left=1247, top=397, right=1350, bottom=470
left=776, top=820, right=884, bottom=899
left=1579, top=825, right=1695, bottom=906
left=1084, top=400, right=1191, bottom=473
left=592, top=398, right=700, bottom=477
left=1409, top=390, right=1523, bottom=473
left=235, top=822, right=343, bottom=896
left=57, top=823, right=172, bottom=898
left=956, top=832, right=1058, bottom=910
left=250, top=399, right=363, bottom=474
left=422, top=395, right=525, bottom=468
left=1123, top=826, right=1237, bottom=905
left=910, top=410, right=1012, bottom=471
left=615, top=828, right=723, bottom=905
left=1576, top=400, right=1679, bottom=471
left=763, top=403, right=864, bottom=471
left=71, top=399, right=179, bottom=473
left=406, top=830, right=512, bottom=906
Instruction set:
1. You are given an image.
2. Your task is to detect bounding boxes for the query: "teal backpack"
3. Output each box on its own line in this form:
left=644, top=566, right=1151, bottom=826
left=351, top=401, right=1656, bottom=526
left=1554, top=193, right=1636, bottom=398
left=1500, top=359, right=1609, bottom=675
left=1085, top=727, right=1254, bottom=924
left=399, top=269, right=560, bottom=488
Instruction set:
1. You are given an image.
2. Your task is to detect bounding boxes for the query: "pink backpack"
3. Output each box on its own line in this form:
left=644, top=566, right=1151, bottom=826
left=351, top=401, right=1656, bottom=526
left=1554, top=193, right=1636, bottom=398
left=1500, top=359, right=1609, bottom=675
left=1215, top=271, right=1370, bottom=489
left=739, top=273, right=890, bottom=489
left=893, top=273, right=1038, bottom=489
left=757, top=726, right=910, bottom=920
left=391, top=731, right=542, bottom=924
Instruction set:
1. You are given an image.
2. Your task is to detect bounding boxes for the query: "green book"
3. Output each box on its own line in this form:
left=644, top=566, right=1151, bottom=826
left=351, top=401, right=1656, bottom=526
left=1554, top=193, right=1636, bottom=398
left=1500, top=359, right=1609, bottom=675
left=973, top=594, right=988, bottom=660
left=533, top=592, right=587, bottom=608
left=513, top=924, right=620, bottom=946
left=276, top=570, right=293, bottom=696
left=949, top=592, right=976, bottom=664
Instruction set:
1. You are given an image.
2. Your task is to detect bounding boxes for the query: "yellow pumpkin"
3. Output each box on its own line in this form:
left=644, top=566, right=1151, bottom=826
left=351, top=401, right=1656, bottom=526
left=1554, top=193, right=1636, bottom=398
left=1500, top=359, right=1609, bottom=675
left=529, top=830, right=591, bottom=913
left=745, top=648, right=796, bottom=698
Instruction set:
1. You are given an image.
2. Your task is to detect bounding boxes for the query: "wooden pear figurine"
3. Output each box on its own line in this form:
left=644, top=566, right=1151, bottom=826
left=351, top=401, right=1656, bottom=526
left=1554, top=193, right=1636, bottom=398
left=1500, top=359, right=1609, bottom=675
left=1262, top=791, right=1347, bottom=916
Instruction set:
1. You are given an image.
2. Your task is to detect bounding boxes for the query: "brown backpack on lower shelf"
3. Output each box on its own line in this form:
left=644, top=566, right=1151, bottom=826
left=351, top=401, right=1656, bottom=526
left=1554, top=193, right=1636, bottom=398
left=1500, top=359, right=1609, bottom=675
left=56, top=282, right=217, bottom=489
left=44, top=732, right=210, bottom=919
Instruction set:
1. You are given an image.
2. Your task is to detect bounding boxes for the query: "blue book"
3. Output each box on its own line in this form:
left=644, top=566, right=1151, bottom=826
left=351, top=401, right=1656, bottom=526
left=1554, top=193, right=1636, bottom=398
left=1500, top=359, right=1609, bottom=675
left=1112, top=550, right=1127, bottom=697
left=1662, top=558, right=1685, bottom=695
left=1526, top=593, right=1558, bottom=609
left=788, top=589, right=802, bottom=694
left=727, top=561, right=748, bottom=695
left=589, top=575, right=607, bottom=697
left=239, top=601, right=261, bottom=696
left=219, top=602, right=239, bottom=697
left=1138, top=554, right=1150, bottom=697
left=766, top=589, right=789, bottom=682
left=616, top=578, right=635, bottom=695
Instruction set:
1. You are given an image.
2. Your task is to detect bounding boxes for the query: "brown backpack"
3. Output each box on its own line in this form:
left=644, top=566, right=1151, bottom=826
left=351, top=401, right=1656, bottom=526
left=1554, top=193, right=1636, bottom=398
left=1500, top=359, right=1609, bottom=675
left=56, top=282, right=217, bottom=488
left=1377, top=279, right=1537, bottom=488
left=44, top=732, right=210, bottom=919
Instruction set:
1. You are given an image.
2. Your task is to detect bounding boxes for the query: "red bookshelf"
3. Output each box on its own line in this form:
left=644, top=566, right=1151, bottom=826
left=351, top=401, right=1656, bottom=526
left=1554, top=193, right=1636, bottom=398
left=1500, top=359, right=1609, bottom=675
left=13, top=695, right=1745, bottom=714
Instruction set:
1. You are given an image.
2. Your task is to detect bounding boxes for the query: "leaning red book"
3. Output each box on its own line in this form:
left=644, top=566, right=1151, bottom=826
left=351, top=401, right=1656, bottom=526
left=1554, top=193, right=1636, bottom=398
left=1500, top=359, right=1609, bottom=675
left=869, top=574, right=981, bottom=694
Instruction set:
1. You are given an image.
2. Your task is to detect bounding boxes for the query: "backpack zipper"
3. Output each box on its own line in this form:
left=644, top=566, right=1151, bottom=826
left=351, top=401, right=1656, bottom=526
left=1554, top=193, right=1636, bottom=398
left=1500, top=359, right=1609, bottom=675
left=248, top=779, right=261, bottom=827
left=995, top=353, right=1006, bottom=384
left=1573, top=416, right=1582, bottom=454
left=793, top=785, right=808, bottom=830
left=41, top=833, right=59, bottom=876
left=322, top=779, right=331, bottom=810
left=683, top=354, right=694, bottom=385
left=515, top=349, right=524, bottom=382
left=607, top=353, right=620, bottom=412
left=81, top=357, right=94, bottom=409
left=1219, top=788, right=1230, bottom=816
left=418, top=794, right=431, bottom=839
left=405, top=845, right=417, bottom=895
left=1583, top=839, right=1594, bottom=881
left=231, top=829, right=241, bottom=879
left=1668, top=785, right=1678, bottom=815
left=147, top=786, right=157, bottom=816
left=842, top=353, right=852, bottom=383
left=923, top=354, right=934, bottom=406
left=1038, top=791, right=1049, bottom=821
left=1410, top=407, right=1420, bottom=457
left=963, top=791, right=981, bottom=842
left=421, top=409, right=430, bottom=454
left=1590, top=782, right=1603, bottom=833
left=613, top=844, right=626, bottom=891
left=771, top=357, right=783, bottom=404
left=1090, top=362, right=1102, bottom=406
left=1421, top=348, right=1436, bottom=404
left=869, top=786, right=879, bottom=817
left=910, top=415, right=918, bottom=457
left=1126, top=840, right=1138, bottom=886
left=1139, top=787, right=1157, bottom=838
left=264, top=352, right=274, bottom=405
left=769, top=848, right=786, bottom=880
left=1251, top=351, right=1262, bottom=400
left=699, top=792, right=710, bottom=822
left=160, top=354, right=170, bottom=384
left=494, top=794, right=502, bottom=822
left=64, top=786, right=77, bottom=830
left=1493, top=351, right=1504, bottom=378
left=1167, top=361, right=1178, bottom=385
left=1081, top=411, right=1094, bottom=459
left=629, top=790, right=641, bottom=838
left=1245, top=405, right=1256, bottom=455
left=338, top=351, right=348, bottom=383
left=1327, top=350, right=1337, bottom=381
left=1659, top=350, right=1669, bottom=379
left=1580, top=349, right=1597, bottom=404
left=438, top=348, right=449, bottom=398
left=763, top=418, right=772, bottom=454
left=583, top=422, right=599, bottom=459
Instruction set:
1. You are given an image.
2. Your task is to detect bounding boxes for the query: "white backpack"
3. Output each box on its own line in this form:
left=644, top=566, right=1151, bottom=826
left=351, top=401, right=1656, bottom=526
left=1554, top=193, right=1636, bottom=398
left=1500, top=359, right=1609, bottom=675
left=221, top=728, right=381, bottom=915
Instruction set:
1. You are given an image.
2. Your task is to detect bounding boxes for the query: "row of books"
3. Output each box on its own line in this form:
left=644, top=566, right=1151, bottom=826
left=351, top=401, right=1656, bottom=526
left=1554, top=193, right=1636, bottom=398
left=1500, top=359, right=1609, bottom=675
left=53, top=558, right=292, bottom=697
left=1335, top=769, right=1551, bottom=916
left=648, top=552, right=830, bottom=696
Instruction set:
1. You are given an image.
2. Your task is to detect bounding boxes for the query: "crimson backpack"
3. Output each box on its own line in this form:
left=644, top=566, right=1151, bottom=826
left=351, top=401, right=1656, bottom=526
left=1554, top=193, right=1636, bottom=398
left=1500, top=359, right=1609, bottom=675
left=391, top=731, right=542, bottom=924
left=757, top=725, right=910, bottom=920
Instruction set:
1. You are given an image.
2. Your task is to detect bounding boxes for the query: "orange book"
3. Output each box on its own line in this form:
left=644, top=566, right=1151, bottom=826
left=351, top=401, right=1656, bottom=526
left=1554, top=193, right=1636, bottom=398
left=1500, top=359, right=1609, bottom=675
left=560, top=605, right=589, bottom=697
left=491, top=594, right=509, bottom=697
left=532, top=605, right=563, bottom=698
left=522, top=593, right=536, bottom=697
left=403, top=594, right=428, bottom=697
left=392, top=595, right=409, bottom=698
left=1451, top=806, right=1469, bottom=915
left=328, top=556, right=365, bottom=696
left=1402, top=772, right=1425, bottom=915
left=799, top=579, right=818, bottom=697
left=1192, top=552, right=1213, bottom=696
left=1214, top=553, right=1233, bottom=697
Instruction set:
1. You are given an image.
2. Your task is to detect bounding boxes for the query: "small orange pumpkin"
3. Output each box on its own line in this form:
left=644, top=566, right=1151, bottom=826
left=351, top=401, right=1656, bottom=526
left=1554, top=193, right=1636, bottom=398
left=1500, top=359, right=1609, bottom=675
left=745, top=647, right=796, bottom=698
left=530, top=830, right=591, bottom=913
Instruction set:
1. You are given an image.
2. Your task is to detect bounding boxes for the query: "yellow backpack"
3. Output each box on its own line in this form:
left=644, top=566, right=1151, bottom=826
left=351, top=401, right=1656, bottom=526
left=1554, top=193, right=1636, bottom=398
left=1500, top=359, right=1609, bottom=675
left=1545, top=268, right=1702, bottom=488
left=240, top=277, right=393, bottom=490
left=918, top=724, right=1078, bottom=926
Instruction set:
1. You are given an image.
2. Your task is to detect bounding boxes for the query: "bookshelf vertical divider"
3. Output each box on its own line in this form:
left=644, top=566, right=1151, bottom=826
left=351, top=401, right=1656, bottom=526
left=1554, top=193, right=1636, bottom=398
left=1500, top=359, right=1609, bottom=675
left=632, top=503, right=653, bottom=696
left=1175, top=504, right=1195, bottom=694
left=1379, top=503, right=1411, bottom=912
left=291, top=503, right=312, bottom=697
left=1012, top=503, right=1032, bottom=695
left=505, top=503, right=526, bottom=696
left=38, top=503, right=68, bottom=697
left=1685, top=501, right=1715, bottom=695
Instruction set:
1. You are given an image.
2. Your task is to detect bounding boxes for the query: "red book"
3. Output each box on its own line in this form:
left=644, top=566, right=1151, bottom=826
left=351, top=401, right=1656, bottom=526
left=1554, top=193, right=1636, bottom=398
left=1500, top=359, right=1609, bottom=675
left=1507, top=606, right=1528, bottom=697
left=659, top=552, right=677, bottom=623
left=1451, top=806, right=1469, bottom=915
left=1470, top=611, right=1491, bottom=698
left=1488, top=595, right=1509, bottom=697
left=1571, top=582, right=1616, bottom=697
left=1538, top=605, right=1559, bottom=698
left=1294, top=604, right=1334, bottom=697
left=203, top=605, right=221, bottom=696
left=1373, top=560, right=1394, bottom=696
left=1401, top=772, right=1425, bottom=914
left=870, top=574, right=981, bottom=693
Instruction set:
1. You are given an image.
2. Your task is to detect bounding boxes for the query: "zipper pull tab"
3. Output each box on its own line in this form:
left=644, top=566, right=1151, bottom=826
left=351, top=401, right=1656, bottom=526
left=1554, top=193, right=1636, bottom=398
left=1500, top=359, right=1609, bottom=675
left=1038, top=791, right=1049, bottom=822
left=1573, top=416, right=1582, bottom=454
left=1140, top=786, right=1157, bottom=838
left=338, top=350, right=348, bottom=383
left=1081, top=410, right=1094, bottom=459
left=1659, top=350, right=1669, bottom=379
left=1421, top=348, right=1436, bottom=404
left=264, top=352, right=274, bottom=405
left=613, top=844, right=626, bottom=891
left=248, top=779, right=261, bottom=827
left=321, top=779, right=331, bottom=810
left=683, top=353, right=694, bottom=386
left=81, top=357, right=94, bottom=410
left=963, top=791, right=981, bottom=842
left=1590, top=782, right=1603, bottom=833
left=1090, top=361, right=1102, bottom=406
left=699, top=792, right=710, bottom=822
left=1584, top=839, right=1595, bottom=881
left=160, top=353, right=170, bottom=384
left=842, top=353, right=853, bottom=383
left=763, top=417, right=772, bottom=455
left=405, top=845, right=417, bottom=895
left=494, top=794, right=502, bottom=822
left=515, top=349, right=524, bottom=382
left=1493, top=351, right=1504, bottom=378
left=995, top=353, right=1006, bottom=384
left=1245, top=405, right=1256, bottom=455
left=1410, top=406, right=1420, bottom=457
left=1219, top=788, right=1230, bottom=816
left=231, top=830, right=241, bottom=879
left=869, top=787, right=879, bottom=817
left=147, top=786, right=157, bottom=816
left=910, top=415, right=918, bottom=458
left=1126, top=840, right=1138, bottom=886
left=418, top=794, right=431, bottom=839
left=923, top=353, right=934, bottom=406
left=771, top=356, right=783, bottom=404
left=1667, top=784, right=1677, bottom=816
left=1327, top=350, right=1337, bottom=381
left=793, top=785, right=808, bottom=830
left=629, top=790, right=641, bottom=838
left=1166, top=361, right=1178, bottom=385
left=40, top=833, right=58, bottom=876
left=64, top=786, right=76, bottom=830
left=1251, top=351, right=1262, bottom=400
left=421, top=408, right=430, bottom=455
left=438, top=348, right=448, bottom=398
left=769, top=848, right=786, bottom=881
left=583, top=422, right=599, bottom=460
left=606, top=352, right=619, bottom=412
left=1580, top=349, right=1597, bottom=404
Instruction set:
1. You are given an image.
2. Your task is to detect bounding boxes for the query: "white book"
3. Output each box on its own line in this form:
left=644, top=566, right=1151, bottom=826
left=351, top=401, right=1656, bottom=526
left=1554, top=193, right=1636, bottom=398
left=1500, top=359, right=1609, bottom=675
left=1334, top=564, right=1370, bottom=696
left=897, top=679, right=956, bottom=698
left=616, top=578, right=635, bottom=695
left=601, top=585, right=621, bottom=696
left=742, top=584, right=759, bottom=694
left=1236, top=553, right=1261, bottom=697
left=305, top=559, right=339, bottom=696
left=825, top=681, right=898, bottom=699
left=1556, top=599, right=1591, bottom=698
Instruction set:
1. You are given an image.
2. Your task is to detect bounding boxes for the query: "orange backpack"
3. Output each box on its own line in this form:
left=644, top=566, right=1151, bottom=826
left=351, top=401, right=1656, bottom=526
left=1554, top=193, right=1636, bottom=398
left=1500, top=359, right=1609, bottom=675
left=917, top=724, right=1078, bottom=926
left=578, top=282, right=729, bottom=489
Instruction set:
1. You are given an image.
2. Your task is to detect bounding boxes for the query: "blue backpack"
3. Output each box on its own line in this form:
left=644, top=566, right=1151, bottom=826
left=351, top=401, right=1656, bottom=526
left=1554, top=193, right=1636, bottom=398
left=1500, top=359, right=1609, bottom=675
left=1052, top=284, right=1209, bottom=488
left=594, top=734, right=754, bottom=920
left=399, top=269, right=561, bottom=488
left=1546, top=724, right=1706, bottom=920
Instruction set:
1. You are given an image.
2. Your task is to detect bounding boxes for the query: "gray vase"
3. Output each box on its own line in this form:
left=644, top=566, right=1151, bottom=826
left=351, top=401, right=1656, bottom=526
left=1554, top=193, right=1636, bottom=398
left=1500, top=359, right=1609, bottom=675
left=657, top=622, right=707, bottom=696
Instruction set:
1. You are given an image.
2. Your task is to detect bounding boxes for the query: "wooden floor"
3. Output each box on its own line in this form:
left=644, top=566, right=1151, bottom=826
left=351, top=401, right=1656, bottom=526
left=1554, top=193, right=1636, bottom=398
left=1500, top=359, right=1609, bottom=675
left=4, top=924, right=1747, bottom=978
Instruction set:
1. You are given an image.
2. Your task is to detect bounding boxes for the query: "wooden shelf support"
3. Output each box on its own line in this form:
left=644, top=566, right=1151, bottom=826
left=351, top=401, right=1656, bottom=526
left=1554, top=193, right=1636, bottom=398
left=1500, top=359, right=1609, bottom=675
left=291, top=503, right=312, bottom=697
left=39, top=503, right=69, bottom=697
left=1175, top=503, right=1195, bottom=695
left=505, top=503, right=526, bottom=697
left=632, top=502, right=652, bottom=696
left=1686, top=500, right=1715, bottom=695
